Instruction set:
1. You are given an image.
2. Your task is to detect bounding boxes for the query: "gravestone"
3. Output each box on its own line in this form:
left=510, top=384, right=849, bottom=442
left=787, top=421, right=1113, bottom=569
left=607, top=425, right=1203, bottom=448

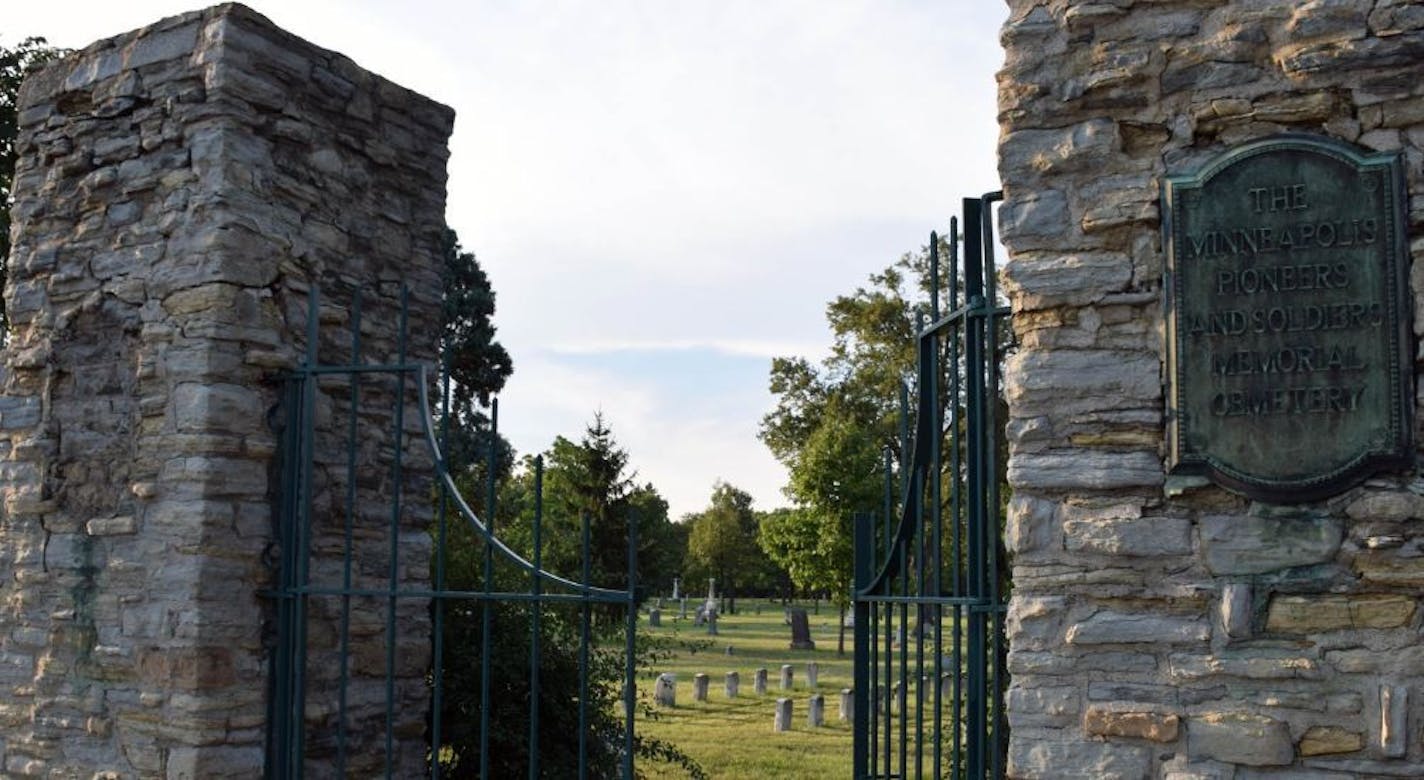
left=754, top=668, right=768, bottom=695
left=788, top=608, right=816, bottom=650
left=773, top=698, right=793, bottom=732
left=806, top=662, right=819, bottom=689
left=648, top=608, right=661, bottom=627
left=692, top=673, right=709, bottom=702
left=706, top=609, right=719, bottom=636
left=839, top=688, right=854, bottom=723
left=725, top=671, right=740, bottom=698
left=808, top=694, right=825, bottom=727
left=780, top=664, right=794, bottom=690
left=654, top=674, right=677, bottom=708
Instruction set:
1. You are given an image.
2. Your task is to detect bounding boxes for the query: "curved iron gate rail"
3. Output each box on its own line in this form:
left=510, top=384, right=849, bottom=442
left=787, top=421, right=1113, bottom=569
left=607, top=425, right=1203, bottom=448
left=267, top=286, right=638, bottom=778
left=852, top=193, right=1009, bottom=779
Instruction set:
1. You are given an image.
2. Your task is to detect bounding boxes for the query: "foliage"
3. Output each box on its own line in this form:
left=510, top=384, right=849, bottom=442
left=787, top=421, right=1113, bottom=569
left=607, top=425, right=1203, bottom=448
left=758, top=241, right=950, bottom=652
left=439, top=228, right=513, bottom=477
left=0, top=37, right=65, bottom=333
left=681, top=481, right=780, bottom=609
left=432, top=229, right=698, bottom=777
left=496, top=414, right=684, bottom=604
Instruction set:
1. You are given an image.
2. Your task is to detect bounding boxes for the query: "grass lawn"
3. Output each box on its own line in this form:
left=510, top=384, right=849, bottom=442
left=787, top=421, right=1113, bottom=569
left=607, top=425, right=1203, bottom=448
left=633, top=599, right=854, bottom=779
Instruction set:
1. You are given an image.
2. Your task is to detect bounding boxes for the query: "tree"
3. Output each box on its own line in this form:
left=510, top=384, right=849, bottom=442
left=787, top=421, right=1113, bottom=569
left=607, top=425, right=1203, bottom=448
left=439, top=228, right=513, bottom=476
left=683, top=481, right=780, bottom=613
left=759, top=410, right=882, bottom=655
left=1, top=37, right=65, bottom=334
left=498, top=414, right=682, bottom=600
left=758, top=239, right=951, bottom=654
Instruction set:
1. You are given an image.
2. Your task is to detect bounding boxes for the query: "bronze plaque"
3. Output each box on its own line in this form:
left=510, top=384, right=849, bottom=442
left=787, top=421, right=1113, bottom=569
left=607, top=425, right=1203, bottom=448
left=1164, top=135, right=1412, bottom=502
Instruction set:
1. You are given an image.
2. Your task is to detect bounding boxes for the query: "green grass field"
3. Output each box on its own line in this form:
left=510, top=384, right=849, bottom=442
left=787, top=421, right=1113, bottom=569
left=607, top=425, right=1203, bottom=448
left=634, top=599, right=854, bottom=779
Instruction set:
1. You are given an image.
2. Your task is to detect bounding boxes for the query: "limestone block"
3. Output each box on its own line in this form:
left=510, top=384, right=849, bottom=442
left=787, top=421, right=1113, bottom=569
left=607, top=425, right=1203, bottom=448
left=1219, top=583, right=1253, bottom=640
left=1298, top=725, right=1364, bottom=756
left=1169, top=650, right=1320, bottom=681
left=1002, top=252, right=1133, bottom=310
left=1345, top=490, right=1424, bottom=521
left=1007, top=685, right=1079, bottom=727
left=1326, top=645, right=1424, bottom=675
left=1007, top=738, right=1152, bottom=780
left=1199, top=514, right=1342, bottom=575
left=1006, top=595, right=1067, bottom=651
left=1188, top=712, right=1293, bottom=766
left=1006, top=494, right=1057, bottom=555
left=999, top=190, right=1071, bottom=250
left=1381, top=684, right=1407, bottom=757
left=1352, top=553, right=1424, bottom=586
left=1005, top=349, right=1160, bottom=419
left=1068, top=611, right=1209, bottom=645
left=1083, top=707, right=1180, bottom=742
left=1063, top=510, right=1192, bottom=557
left=1265, top=594, right=1416, bottom=633
left=1009, top=450, right=1164, bottom=490
left=1088, top=682, right=1180, bottom=706
left=999, top=119, right=1121, bottom=180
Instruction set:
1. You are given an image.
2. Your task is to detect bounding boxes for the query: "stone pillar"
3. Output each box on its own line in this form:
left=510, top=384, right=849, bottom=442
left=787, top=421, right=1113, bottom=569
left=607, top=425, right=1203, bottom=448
left=754, top=667, right=768, bottom=695
left=654, top=674, right=677, bottom=708
left=839, top=688, right=854, bottom=723
left=725, top=671, right=740, bottom=698
left=999, top=2, right=1424, bottom=778
left=692, top=673, right=709, bottom=702
left=773, top=698, right=792, bottom=732
left=780, top=664, right=794, bottom=690
left=806, top=661, right=819, bottom=689
left=808, top=694, right=825, bottom=727
left=0, top=5, right=450, bottom=776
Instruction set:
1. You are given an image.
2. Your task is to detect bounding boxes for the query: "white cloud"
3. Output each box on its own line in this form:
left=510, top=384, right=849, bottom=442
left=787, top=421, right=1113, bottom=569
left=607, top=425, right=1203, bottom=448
left=10, top=0, right=1007, bottom=522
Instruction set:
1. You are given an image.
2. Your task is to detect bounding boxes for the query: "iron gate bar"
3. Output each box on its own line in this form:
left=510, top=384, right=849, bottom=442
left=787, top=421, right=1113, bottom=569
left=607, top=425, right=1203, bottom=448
left=852, top=193, right=1009, bottom=779
left=268, top=284, right=639, bottom=779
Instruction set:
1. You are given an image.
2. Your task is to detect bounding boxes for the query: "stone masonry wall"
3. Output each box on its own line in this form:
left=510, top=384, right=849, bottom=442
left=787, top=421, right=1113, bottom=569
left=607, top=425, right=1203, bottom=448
left=0, top=5, right=451, bottom=777
left=998, top=1, right=1424, bottom=778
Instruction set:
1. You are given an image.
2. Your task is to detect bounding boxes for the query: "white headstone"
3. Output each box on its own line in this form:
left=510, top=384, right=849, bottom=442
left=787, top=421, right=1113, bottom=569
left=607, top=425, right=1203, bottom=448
left=808, top=694, right=825, bottom=727
left=654, top=673, right=676, bottom=708
left=774, top=698, right=793, bottom=732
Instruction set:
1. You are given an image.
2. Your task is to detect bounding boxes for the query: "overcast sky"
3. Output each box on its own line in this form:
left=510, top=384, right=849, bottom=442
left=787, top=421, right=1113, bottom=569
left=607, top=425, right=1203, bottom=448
left=7, top=1, right=1006, bottom=519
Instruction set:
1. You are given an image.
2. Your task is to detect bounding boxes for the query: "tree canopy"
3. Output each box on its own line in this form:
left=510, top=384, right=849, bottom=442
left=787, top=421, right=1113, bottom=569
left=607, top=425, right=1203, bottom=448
left=757, top=240, right=950, bottom=652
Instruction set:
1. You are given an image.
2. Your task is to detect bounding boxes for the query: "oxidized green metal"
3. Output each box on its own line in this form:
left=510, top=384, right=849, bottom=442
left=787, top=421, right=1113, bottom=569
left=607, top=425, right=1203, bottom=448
left=853, top=193, right=1009, bottom=779
left=267, top=286, right=638, bottom=779
left=1164, top=135, right=1413, bottom=502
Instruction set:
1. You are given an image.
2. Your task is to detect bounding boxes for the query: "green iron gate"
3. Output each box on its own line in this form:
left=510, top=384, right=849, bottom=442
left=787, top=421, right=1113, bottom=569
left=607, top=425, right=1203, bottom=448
left=852, top=192, right=1010, bottom=779
left=266, top=286, right=639, bottom=778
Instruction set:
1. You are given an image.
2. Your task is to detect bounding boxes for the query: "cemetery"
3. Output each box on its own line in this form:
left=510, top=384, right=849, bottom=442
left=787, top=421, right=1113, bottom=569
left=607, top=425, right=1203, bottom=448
left=3, top=0, right=1424, bottom=777
left=635, top=598, right=856, bottom=779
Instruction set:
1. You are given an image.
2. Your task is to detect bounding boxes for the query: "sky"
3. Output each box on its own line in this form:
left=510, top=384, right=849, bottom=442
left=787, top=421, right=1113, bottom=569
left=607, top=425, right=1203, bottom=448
left=6, top=1, right=1007, bottom=519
